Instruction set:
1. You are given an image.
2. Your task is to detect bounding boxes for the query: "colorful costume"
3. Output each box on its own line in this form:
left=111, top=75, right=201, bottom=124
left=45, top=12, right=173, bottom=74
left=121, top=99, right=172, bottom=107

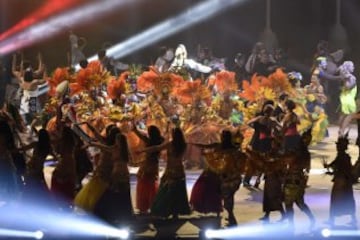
left=74, top=152, right=112, bottom=211
left=151, top=147, right=190, bottom=218
left=190, top=151, right=222, bottom=214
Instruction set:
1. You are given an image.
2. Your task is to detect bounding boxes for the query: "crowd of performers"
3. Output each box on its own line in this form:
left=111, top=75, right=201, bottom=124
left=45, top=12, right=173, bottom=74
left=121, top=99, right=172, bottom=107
left=0, top=38, right=360, bottom=232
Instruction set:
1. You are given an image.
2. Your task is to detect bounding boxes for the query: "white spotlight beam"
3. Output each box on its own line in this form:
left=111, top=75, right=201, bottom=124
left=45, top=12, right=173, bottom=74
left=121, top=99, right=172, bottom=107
left=0, top=228, right=43, bottom=239
left=0, top=0, right=140, bottom=55
left=86, top=0, right=247, bottom=62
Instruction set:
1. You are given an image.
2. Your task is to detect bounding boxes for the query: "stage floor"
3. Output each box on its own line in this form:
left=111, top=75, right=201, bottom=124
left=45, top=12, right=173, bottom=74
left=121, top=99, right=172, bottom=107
left=36, top=124, right=360, bottom=238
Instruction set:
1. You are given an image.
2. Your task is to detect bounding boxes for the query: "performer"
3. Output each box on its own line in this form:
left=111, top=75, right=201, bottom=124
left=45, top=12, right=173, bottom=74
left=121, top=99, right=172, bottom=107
left=51, top=126, right=77, bottom=205
left=21, top=129, right=54, bottom=204
left=169, top=44, right=212, bottom=78
left=304, top=73, right=327, bottom=113
left=337, top=61, right=357, bottom=136
left=91, top=133, right=133, bottom=225
left=154, top=46, right=174, bottom=73
left=97, top=49, right=128, bottom=76
left=283, top=129, right=315, bottom=228
left=273, top=93, right=288, bottom=123
left=324, top=135, right=357, bottom=227
left=260, top=138, right=286, bottom=222
left=74, top=126, right=117, bottom=212
left=0, top=120, right=20, bottom=202
left=133, top=124, right=164, bottom=214
left=69, top=30, right=86, bottom=67
left=16, top=54, right=46, bottom=125
left=138, top=127, right=190, bottom=219
left=190, top=130, right=244, bottom=226
left=282, top=99, right=301, bottom=153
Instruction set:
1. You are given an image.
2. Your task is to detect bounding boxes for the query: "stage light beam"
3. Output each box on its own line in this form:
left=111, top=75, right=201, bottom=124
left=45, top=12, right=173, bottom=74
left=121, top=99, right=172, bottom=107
left=84, top=0, right=248, bottom=63
left=0, top=0, right=81, bottom=41
left=0, top=0, right=141, bottom=55
left=0, top=229, right=44, bottom=239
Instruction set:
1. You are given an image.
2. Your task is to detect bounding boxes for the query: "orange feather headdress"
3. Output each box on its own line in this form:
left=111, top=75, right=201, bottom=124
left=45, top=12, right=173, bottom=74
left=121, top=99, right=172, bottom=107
left=173, top=79, right=211, bottom=105
left=107, top=72, right=127, bottom=99
left=214, top=70, right=237, bottom=94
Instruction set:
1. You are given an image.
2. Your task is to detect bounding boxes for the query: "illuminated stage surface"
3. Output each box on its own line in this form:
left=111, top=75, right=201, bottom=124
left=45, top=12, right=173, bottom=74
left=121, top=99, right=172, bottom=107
left=3, top=124, right=360, bottom=239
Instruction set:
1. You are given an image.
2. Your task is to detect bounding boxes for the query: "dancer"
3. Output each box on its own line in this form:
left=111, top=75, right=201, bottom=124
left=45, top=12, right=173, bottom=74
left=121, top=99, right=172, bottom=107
left=138, top=127, right=190, bottom=219
left=259, top=137, right=286, bottom=222
left=90, top=133, right=133, bottom=225
left=154, top=46, right=174, bottom=73
left=244, top=100, right=275, bottom=187
left=69, top=30, right=86, bottom=67
left=133, top=124, right=164, bottom=214
left=282, top=99, right=301, bottom=153
left=190, top=130, right=244, bottom=226
left=324, top=134, right=357, bottom=227
left=283, top=129, right=315, bottom=228
left=304, top=73, right=327, bottom=113
left=169, top=44, right=212, bottom=78
left=74, top=126, right=117, bottom=212
left=337, top=61, right=357, bottom=136
left=51, top=126, right=77, bottom=205
left=0, top=120, right=19, bottom=202
left=21, top=129, right=54, bottom=204
left=16, top=54, right=46, bottom=125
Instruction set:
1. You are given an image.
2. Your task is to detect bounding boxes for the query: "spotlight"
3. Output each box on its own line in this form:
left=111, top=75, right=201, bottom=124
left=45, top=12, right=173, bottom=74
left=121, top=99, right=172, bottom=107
left=80, top=0, right=248, bottom=67
left=0, top=0, right=139, bottom=55
left=110, top=228, right=129, bottom=239
left=34, top=230, right=44, bottom=239
left=321, top=228, right=331, bottom=238
left=204, top=228, right=216, bottom=239
left=0, top=228, right=44, bottom=239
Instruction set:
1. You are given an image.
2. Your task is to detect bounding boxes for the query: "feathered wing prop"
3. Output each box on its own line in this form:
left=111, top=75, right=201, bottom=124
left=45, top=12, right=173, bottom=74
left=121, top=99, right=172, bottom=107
left=153, top=72, right=184, bottom=96
left=48, top=67, right=70, bottom=97
left=239, top=74, right=262, bottom=102
left=267, top=68, right=293, bottom=95
left=173, top=79, right=211, bottom=105
left=76, top=60, right=111, bottom=91
left=107, top=72, right=127, bottom=99
left=214, top=70, right=237, bottom=94
left=136, top=67, right=158, bottom=93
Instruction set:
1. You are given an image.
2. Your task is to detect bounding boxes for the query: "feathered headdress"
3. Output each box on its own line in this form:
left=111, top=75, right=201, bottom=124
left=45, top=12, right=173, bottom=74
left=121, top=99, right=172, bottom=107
left=214, top=70, right=237, bottom=94
left=173, top=79, right=211, bottom=105
left=76, top=60, right=111, bottom=90
left=48, top=67, right=71, bottom=97
left=107, top=72, right=127, bottom=100
left=136, top=66, right=184, bottom=96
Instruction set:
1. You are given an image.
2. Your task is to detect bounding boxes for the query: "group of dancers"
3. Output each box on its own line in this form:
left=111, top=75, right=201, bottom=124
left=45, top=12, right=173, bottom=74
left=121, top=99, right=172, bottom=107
left=0, top=37, right=359, bottom=233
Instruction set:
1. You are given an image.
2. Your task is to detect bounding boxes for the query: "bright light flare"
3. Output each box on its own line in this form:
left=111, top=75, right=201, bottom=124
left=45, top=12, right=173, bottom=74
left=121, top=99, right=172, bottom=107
left=0, top=0, right=81, bottom=41
left=203, top=222, right=290, bottom=239
left=321, top=228, right=331, bottom=238
left=0, top=0, right=140, bottom=55
left=34, top=230, right=44, bottom=239
left=84, top=0, right=247, bottom=63
left=321, top=228, right=360, bottom=238
left=0, top=229, right=43, bottom=239
left=0, top=201, right=129, bottom=239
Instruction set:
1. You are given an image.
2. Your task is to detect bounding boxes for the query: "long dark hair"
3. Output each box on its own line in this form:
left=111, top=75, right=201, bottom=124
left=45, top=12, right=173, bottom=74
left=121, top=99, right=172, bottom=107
left=6, top=102, right=26, bottom=132
left=148, top=125, right=164, bottom=146
left=117, top=133, right=129, bottom=163
left=60, top=126, right=75, bottom=153
left=221, top=130, right=236, bottom=150
left=0, top=120, right=15, bottom=150
left=172, top=127, right=186, bottom=157
left=106, top=127, right=121, bottom=146
left=37, top=128, right=51, bottom=157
